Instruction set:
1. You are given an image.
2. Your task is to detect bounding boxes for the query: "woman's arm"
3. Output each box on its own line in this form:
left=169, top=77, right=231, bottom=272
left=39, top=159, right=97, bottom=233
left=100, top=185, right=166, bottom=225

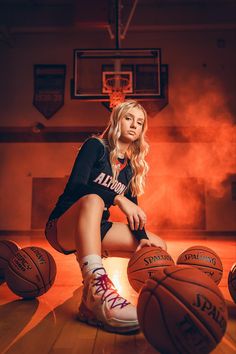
left=114, top=187, right=149, bottom=242
left=114, top=190, right=161, bottom=251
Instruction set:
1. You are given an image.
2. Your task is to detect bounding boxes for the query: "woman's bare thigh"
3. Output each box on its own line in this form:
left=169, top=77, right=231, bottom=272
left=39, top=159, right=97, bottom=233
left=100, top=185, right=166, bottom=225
left=56, top=194, right=105, bottom=252
left=56, top=200, right=80, bottom=251
left=101, top=222, right=167, bottom=258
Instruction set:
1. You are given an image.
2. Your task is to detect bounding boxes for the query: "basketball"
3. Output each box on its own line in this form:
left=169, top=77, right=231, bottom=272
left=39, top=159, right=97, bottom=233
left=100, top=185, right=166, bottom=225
left=228, top=262, right=236, bottom=303
left=176, top=245, right=223, bottom=284
left=127, top=246, right=175, bottom=292
left=5, top=246, right=57, bottom=299
left=137, top=265, right=228, bottom=354
left=0, top=240, right=20, bottom=279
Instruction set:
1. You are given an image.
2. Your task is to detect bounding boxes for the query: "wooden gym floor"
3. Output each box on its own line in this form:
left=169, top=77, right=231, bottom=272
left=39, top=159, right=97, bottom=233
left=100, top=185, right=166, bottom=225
left=0, top=235, right=235, bottom=354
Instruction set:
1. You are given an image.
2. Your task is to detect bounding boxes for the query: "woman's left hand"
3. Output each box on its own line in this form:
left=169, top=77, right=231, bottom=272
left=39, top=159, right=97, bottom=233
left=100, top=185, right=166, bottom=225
left=135, top=238, right=160, bottom=253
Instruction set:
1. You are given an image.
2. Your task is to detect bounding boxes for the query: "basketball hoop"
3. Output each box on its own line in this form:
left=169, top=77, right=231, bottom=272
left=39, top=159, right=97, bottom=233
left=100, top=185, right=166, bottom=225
left=103, top=72, right=133, bottom=109
left=105, top=76, right=130, bottom=108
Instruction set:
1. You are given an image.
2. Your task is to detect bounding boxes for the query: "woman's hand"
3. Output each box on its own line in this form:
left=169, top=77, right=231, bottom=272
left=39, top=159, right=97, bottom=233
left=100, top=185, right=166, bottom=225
left=135, top=238, right=160, bottom=252
left=114, top=195, right=147, bottom=231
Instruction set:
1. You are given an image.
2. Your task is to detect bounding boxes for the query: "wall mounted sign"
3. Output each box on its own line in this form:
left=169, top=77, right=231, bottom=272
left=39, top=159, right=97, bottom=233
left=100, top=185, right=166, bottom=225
left=33, top=64, right=66, bottom=119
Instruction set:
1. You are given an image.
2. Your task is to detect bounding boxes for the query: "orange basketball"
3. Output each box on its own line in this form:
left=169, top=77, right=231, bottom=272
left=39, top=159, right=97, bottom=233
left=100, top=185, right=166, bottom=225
left=137, top=265, right=228, bottom=354
left=228, top=262, right=236, bottom=303
left=127, top=246, right=175, bottom=292
left=5, top=246, right=57, bottom=298
left=177, top=245, right=223, bottom=284
left=0, top=240, right=20, bottom=279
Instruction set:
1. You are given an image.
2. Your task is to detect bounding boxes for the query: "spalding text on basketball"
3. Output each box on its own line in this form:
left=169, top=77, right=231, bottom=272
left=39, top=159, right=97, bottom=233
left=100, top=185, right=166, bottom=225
left=12, top=254, right=32, bottom=271
left=31, top=247, right=46, bottom=264
left=184, top=253, right=216, bottom=265
left=193, top=294, right=226, bottom=332
left=144, top=255, right=173, bottom=265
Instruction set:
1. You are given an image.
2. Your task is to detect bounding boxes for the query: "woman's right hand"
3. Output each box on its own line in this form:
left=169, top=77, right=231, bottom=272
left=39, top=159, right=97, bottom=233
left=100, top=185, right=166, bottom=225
left=114, top=195, right=147, bottom=231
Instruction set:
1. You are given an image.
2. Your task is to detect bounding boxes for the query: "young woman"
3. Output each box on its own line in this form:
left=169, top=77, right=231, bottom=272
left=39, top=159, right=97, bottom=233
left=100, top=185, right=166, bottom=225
left=45, top=100, right=166, bottom=334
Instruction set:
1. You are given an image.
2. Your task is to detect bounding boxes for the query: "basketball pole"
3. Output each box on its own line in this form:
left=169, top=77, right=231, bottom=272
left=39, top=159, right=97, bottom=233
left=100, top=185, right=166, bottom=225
left=115, top=0, right=121, bottom=50
left=114, top=0, right=122, bottom=90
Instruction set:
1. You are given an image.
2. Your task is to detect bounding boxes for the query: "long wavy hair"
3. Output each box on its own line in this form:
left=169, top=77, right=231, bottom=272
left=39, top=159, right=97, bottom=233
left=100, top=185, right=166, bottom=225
left=98, top=100, right=149, bottom=197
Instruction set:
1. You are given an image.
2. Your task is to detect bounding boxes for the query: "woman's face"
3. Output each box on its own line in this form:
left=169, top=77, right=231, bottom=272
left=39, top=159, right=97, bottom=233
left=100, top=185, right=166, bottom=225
left=119, top=107, right=145, bottom=143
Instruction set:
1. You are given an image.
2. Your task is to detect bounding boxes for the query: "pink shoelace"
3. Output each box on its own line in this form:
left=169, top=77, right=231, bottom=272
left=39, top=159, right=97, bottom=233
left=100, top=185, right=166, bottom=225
left=92, top=272, right=130, bottom=309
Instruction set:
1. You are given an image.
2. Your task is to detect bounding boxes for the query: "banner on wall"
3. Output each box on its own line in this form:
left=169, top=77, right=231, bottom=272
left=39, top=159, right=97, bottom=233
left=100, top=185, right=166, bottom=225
left=33, top=64, right=66, bottom=119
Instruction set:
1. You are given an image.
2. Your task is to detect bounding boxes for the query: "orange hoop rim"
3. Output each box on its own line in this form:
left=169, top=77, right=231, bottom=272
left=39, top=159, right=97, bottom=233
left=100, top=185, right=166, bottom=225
left=104, top=76, right=130, bottom=93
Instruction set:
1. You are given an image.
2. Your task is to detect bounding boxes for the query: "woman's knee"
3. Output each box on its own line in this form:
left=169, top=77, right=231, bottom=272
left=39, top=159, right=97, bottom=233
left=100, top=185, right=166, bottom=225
left=101, top=222, right=138, bottom=254
left=77, top=194, right=105, bottom=212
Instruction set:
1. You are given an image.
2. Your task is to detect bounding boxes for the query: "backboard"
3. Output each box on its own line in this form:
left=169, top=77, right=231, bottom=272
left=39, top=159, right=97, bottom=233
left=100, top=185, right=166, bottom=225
left=72, top=48, right=161, bottom=104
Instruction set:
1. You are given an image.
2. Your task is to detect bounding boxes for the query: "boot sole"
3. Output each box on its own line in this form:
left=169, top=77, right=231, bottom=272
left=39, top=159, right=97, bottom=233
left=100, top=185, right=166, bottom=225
left=77, top=303, right=140, bottom=334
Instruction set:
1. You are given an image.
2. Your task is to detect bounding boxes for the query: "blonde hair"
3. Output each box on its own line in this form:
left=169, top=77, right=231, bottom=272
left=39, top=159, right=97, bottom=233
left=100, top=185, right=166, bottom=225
left=99, top=100, right=149, bottom=197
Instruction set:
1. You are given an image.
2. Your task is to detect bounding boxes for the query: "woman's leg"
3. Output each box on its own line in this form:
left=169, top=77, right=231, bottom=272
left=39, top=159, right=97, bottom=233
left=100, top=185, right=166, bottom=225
left=56, top=193, right=104, bottom=256
left=102, top=222, right=167, bottom=258
left=54, top=194, right=139, bottom=334
left=54, top=197, right=166, bottom=259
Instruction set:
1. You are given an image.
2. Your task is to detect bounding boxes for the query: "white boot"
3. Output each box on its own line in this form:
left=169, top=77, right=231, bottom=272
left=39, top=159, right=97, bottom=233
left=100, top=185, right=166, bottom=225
left=77, top=267, right=139, bottom=333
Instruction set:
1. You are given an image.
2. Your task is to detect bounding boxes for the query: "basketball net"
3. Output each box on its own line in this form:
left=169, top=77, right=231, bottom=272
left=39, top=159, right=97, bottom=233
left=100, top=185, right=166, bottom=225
left=105, top=76, right=130, bottom=109
left=109, top=90, right=125, bottom=108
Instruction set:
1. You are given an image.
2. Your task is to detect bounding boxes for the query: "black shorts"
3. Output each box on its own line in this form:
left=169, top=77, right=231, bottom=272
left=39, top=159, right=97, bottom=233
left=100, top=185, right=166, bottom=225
left=45, top=218, right=113, bottom=255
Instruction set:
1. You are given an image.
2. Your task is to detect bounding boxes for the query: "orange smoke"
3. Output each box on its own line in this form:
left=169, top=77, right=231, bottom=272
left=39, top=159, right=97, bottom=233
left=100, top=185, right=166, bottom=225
left=145, top=76, right=235, bottom=230
left=112, top=76, right=236, bottom=230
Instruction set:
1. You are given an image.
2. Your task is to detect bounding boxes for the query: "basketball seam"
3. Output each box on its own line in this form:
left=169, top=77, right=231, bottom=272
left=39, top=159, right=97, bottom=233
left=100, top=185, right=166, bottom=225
left=163, top=267, right=224, bottom=301
left=181, top=247, right=217, bottom=255
left=0, top=241, right=18, bottom=261
left=151, top=289, right=192, bottom=354
left=140, top=269, right=219, bottom=351
left=177, top=262, right=223, bottom=272
left=156, top=281, right=219, bottom=344
left=0, top=256, right=8, bottom=262
left=1, top=240, right=16, bottom=252
left=45, top=251, right=52, bottom=286
left=22, top=248, right=47, bottom=293
left=152, top=285, right=216, bottom=352
left=128, top=277, right=144, bottom=292
left=160, top=270, right=225, bottom=342
left=139, top=289, right=162, bottom=350
left=130, top=277, right=145, bottom=285
left=141, top=287, right=184, bottom=353
left=129, top=263, right=174, bottom=274
left=6, top=264, right=40, bottom=294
